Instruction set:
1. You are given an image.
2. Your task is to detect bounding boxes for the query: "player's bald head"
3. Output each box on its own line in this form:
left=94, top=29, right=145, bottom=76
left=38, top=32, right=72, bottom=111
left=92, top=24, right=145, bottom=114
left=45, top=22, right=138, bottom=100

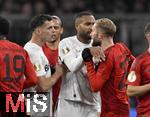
left=74, top=11, right=94, bottom=26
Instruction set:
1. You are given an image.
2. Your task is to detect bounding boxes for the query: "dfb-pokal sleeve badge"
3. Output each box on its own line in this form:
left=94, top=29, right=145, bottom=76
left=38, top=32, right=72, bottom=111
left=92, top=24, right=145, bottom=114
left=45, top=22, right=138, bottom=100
left=62, top=47, right=70, bottom=55
left=34, top=63, right=41, bottom=72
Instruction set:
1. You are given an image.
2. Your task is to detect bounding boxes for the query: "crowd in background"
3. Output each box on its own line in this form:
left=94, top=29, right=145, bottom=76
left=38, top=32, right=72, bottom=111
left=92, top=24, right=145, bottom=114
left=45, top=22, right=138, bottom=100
left=0, top=0, right=149, bottom=116
left=0, top=0, right=149, bottom=56
left=0, top=0, right=150, bottom=16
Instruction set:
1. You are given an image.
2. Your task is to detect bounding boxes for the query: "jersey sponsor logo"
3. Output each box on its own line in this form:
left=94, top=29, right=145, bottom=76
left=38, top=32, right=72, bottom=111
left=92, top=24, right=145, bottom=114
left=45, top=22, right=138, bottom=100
left=34, top=63, right=41, bottom=72
left=62, top=47, right=70, bottom=55
left=127, top=71, right=136, bottom=82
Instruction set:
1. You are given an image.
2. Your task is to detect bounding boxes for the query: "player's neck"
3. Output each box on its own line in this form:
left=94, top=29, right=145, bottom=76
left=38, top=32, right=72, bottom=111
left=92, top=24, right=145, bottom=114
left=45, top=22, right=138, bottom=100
left=101, top=37, right=114, bottom=51
left=46, top=40, right=59, bottom=50
left=30, top=35, right=44, bottom=47
left=77, top=34, right=91, bottom=44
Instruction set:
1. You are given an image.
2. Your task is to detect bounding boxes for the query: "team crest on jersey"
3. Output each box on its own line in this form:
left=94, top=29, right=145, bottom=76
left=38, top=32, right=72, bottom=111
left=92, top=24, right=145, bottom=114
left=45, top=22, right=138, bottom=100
left=127, top=71, right=136, bottom=82
left=34, top=63, right=41, bottom=71
left=62, top=47, right=70, bottom=55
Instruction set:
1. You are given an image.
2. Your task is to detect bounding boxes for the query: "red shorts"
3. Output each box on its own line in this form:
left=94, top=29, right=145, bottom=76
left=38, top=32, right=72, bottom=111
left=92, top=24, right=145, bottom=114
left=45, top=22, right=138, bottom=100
left=100, top=111, right=129, bottom=117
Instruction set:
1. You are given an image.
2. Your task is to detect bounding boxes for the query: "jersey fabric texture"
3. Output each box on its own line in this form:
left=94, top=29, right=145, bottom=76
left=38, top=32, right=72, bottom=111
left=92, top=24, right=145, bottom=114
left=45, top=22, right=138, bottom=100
left=84, top=43, right=134, bottom=116
left=56, top=36, right=101, bottom=117
left=42, top=44, right=61, bottom=114
left=24, top=42, right=52, bottom=117
left=0, top=40, right=37, bottom=92
left=126, top=51, right=150, bottom=116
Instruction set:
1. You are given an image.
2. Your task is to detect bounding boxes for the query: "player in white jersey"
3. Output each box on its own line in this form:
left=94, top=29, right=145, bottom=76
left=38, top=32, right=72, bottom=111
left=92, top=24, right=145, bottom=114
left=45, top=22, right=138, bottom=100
left=24, top=14, right=64, bottom=117
left=55, top=11, right=102, bottom=117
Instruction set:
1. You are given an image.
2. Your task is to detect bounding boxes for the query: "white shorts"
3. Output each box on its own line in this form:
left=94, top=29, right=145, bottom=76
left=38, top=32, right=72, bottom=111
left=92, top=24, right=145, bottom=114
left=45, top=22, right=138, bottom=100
left=55, top=99, right=100, bottom=117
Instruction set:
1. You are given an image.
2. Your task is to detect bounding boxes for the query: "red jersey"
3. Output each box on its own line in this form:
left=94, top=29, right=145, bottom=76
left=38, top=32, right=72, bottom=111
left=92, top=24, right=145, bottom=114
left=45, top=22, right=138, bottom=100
left=85, top=43, right=134, bottom=115
left=43, top=44, right=58, bottom=66
left=42, top=44, right=61, bottom=113
left=0, top=40, right=37, bottom=92
left=126, top=51, right=150, bottom=115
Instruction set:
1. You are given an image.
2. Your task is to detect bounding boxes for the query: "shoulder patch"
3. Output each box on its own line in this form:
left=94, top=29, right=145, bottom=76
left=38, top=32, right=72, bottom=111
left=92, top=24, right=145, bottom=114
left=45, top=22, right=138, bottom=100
left=34, top=63, right=41, bottom=71
left=62, top=47, right=70, bottom=55
left=127, top=71, right=136, bottom=82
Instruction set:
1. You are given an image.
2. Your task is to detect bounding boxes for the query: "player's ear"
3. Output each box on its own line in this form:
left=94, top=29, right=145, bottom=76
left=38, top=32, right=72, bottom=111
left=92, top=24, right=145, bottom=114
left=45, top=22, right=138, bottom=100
left=145, top=32, right=150, bottom=40
left=34, top=28, right=41, bottom=35
left=75, top=23, right=79, bottom=31
left=60, top=27, right=63, bottom=34
left=75, top=19, right=80, bottom=31
left=147, top=32, right=150, bottom=38
left=98, top=33, right=103, bottom=39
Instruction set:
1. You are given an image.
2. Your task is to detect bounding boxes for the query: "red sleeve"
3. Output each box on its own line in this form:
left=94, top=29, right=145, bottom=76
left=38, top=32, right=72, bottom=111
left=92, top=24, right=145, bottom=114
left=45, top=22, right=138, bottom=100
left=85, top=53, right=113, bottom=92
left=126, top=55, right=135, bottom=75
left=130, top=55, right=135, bottom=62
left=126, top=59, right=141, bottom=86
left=23, top=51, right=38, bottom=89
left=120, top=43, right=135, bottom=72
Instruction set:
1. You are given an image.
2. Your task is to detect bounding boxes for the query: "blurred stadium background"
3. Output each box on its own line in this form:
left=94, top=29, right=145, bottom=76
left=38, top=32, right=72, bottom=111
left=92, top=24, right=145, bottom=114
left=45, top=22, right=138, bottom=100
left=1, top=0, right=150, bottom=116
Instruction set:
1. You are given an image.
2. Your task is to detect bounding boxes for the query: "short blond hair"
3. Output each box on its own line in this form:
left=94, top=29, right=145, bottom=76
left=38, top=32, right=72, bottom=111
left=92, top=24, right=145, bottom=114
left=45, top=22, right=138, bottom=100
left=95, top=18, right=116, bottom=37
left=144, top=23, right=150, bottom=35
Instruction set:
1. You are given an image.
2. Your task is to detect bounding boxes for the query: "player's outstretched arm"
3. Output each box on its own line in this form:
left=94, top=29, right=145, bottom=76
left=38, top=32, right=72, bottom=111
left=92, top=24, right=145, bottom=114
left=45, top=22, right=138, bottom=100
left=59, top=42, right=83, bottom=73
left=82, top=48, right=111, bottom=92
left=36, top=64, right=64, bottom=92
left=127, top=84, right=150, bottom=97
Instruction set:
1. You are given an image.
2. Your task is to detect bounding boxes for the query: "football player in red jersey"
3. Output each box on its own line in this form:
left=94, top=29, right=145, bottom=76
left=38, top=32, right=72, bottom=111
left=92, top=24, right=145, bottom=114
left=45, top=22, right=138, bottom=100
left=0, top=16, right=38, bottom=117
left=82, top=18, right=135, bottom=117
left=126, top=23, right=150, bottom=117
left=42, top=15, right=63, bottom=115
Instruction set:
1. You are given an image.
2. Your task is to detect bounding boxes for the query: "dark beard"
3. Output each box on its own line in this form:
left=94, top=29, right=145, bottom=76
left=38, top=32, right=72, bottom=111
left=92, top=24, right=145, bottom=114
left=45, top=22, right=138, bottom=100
left=92, top=39, right=101, bottom=46
left=80, top=32, right=91, bottom=40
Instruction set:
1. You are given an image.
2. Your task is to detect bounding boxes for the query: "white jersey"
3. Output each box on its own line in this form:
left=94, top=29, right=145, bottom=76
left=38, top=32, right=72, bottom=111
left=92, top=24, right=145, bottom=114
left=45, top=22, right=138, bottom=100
left=24, top=42, right=52, bottom=117
left=59, top=35, right=101, bottom=107
left=24, top=42, right=51, bottom=77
